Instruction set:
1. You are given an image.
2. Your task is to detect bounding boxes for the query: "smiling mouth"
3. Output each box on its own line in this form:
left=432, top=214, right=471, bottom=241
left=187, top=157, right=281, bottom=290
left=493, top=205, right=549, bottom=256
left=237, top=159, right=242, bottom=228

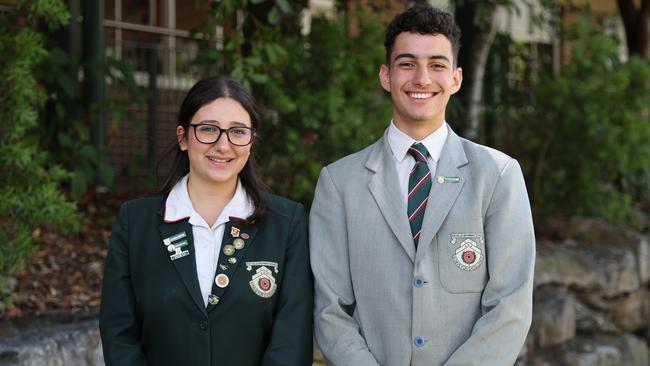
left=407, top=92, right=438, bottom=99
left=207, top=157, right=233, bottom=163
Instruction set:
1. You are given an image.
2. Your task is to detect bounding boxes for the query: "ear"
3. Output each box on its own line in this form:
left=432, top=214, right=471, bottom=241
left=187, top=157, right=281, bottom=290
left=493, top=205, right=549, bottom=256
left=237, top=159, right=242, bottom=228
left=176, top=125, right=188, bottom=151
left=450, top=66, right=463, bottom=95
left=379, top=64, right=391, bottom=93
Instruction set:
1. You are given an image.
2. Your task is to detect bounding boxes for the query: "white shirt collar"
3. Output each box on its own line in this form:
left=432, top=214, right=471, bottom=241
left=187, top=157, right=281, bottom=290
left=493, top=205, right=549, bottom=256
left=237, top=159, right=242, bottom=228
left=387, top=120, right=449, bottom=163
left=164, top=174, right=254, bottom=227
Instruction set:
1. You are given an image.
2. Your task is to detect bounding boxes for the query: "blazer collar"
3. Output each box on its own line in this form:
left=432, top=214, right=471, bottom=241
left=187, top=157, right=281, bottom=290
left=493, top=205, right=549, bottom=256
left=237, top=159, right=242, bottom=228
left=366, top=130, right=416, bottom=262
left=365, top=127, right=469, bottom=259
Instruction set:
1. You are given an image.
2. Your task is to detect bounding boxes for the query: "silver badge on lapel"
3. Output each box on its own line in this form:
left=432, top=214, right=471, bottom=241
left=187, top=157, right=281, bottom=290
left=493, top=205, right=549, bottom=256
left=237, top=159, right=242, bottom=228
left=249, top=266, right=277, bottom=298
left=437, top=176, right=461, bottom=184
left=233, top=238, right=245, bottom=250
left=450, top=233, right=484, bottom=271
left=245, top=261, right=279, bottom=273
left=163, top=233, right=189, bottom=261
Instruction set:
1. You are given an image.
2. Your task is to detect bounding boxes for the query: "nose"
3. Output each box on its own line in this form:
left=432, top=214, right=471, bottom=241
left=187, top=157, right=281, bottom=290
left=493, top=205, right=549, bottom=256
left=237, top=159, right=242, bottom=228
left=413, top=65, right=432, bottom=87
left=213, top=130, right=231, bottom=151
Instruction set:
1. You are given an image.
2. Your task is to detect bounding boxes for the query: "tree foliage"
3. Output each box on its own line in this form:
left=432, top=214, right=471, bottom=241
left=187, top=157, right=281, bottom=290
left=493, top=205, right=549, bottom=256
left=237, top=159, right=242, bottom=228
left=0, top=0, right=79, bottom=307
left=508, top=13, right=650, bottom=229
left=194, top=0, right=391, bottom=205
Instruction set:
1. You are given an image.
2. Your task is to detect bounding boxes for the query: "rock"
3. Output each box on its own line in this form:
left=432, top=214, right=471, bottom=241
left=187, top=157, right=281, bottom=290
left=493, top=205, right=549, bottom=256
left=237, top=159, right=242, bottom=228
left=606, top=290, right=649, bottom=332
left=564, top=217, right=650, bottom=285
left=529, top=334, right=649, bottom=366
left=535, top=240, right=640, bottom=297
left=619, top=333, right=649, bottom=366
left=562, top=341, right=622, bottom=366
left=533, top=287, right=576, bottom=348
left=0, top=318, right=103, bottom=366
left=574, top=300, right=619, bottom=334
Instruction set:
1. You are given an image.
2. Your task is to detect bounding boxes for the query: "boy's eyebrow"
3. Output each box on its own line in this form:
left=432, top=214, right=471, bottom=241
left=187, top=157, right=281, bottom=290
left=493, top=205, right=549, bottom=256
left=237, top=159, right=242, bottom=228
left=393, top=53, right=451, bottom=64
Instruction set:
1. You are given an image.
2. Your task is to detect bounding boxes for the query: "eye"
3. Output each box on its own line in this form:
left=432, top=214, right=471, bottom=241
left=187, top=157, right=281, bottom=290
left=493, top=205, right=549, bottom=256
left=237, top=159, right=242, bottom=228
left=398, top=62, right=415, bottom=68
left=198, top=125, right=220, bottom=133
left=431, top=63, right=446, bottom=70
left=229, top=127, right=249, bottom=136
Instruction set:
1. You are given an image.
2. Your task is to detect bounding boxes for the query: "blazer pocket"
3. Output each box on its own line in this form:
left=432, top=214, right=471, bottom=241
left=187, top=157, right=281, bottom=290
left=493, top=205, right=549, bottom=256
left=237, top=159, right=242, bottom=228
left=437, top=225, right=488, bottom=293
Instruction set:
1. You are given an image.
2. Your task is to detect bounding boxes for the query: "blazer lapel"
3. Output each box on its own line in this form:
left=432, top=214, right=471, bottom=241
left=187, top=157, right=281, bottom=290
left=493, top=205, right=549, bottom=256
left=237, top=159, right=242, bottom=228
left=207, top=218, right=259, bottom=313
left=158, top=218, right=206, bottom=315
left=416, top=128, right=468, bottom=254
left=367, top=135, right=416, bottom=262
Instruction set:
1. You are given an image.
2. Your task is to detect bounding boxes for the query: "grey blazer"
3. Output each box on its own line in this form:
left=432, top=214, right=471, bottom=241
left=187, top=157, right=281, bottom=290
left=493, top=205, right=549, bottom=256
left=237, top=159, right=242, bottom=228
left=310, top=128, right=535, bottom=366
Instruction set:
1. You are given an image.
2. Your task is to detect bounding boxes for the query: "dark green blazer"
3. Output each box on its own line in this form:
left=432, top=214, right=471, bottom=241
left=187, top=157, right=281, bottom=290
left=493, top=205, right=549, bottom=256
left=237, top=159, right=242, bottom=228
left=99, top=193, right=313, bottom=366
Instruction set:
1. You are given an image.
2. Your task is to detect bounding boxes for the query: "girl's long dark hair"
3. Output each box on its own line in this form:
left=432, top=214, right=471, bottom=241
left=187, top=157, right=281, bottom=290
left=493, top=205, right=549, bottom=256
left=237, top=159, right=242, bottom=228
left=158, top=76, right=267, bottom=220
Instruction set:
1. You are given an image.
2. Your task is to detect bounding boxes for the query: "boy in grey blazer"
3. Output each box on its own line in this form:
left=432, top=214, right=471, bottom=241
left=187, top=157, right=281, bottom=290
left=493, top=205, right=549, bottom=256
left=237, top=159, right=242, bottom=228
left=310, top=4, right=535, bottom=366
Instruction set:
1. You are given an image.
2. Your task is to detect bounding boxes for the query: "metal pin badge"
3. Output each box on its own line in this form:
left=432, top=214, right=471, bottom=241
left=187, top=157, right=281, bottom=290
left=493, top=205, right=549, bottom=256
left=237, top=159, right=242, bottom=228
left=230, top=226, right=241, bottom=238
left=208, top=294, right=219, bottom=305
left=223, top=245, right=235, bottom=256
left=219, top=264, right=228, bottom=271
left=437, top=176, right=461, bottom=184
left=233, top=238, right=245, bottom=250
left=240, top=233, right=250, bottom=240
left=215, top=274, right=230, bottom=288
left=228, top=257, right=237, bottom=264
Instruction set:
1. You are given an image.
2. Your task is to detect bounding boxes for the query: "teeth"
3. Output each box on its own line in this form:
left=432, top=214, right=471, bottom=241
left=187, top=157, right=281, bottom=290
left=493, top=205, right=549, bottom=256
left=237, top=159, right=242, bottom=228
left=410, top=92, right=434, bottom=99
left=208, top=157, right=231, bottom=163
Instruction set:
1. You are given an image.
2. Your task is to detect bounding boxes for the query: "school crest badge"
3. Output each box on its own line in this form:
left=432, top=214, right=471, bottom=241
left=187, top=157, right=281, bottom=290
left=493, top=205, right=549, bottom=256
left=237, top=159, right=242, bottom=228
left=249, top=266, right=277, bottom=298
left=451, top=233, right=484, bottom=271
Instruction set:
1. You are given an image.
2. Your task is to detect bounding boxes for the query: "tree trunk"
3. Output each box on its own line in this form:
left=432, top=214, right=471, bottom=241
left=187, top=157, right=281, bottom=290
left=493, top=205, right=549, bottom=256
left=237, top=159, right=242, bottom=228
left=454, top=2, right=499, bottom=141
left=616, top=0, right=650, bottom=57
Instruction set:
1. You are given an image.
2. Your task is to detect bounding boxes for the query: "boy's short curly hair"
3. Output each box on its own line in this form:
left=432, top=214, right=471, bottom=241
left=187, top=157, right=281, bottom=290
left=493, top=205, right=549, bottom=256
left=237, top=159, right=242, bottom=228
left=384, top=4, right=461, bottom=65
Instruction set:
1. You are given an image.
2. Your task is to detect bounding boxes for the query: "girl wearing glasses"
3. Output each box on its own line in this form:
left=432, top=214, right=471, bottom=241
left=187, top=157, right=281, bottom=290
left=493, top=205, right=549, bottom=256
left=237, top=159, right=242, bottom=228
left=99, top=76, right=313, bottom=365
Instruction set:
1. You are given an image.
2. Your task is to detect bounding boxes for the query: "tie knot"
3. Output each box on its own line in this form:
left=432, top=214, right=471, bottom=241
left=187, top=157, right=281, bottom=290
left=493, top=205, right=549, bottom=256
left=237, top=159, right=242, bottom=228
left=408, top=143, right=429, bottom=163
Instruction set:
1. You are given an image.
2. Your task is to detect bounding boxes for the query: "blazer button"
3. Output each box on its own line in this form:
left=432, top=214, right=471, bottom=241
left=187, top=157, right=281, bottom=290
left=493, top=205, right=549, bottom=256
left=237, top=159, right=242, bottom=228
left=414, top=336, right=425, bottom=348
left=198, top=320, right=208, bottom=331
left=414, top=276, right=425, bottom=288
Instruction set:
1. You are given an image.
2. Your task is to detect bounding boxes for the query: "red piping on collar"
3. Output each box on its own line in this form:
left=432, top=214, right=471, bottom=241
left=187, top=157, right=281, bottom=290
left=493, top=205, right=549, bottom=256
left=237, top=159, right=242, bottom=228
left=229, top=216, right=256, bottom=225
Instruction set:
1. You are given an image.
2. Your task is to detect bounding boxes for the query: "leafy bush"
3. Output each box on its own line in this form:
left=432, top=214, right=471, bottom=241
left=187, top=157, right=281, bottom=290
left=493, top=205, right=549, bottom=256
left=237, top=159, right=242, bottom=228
left=39, top=41, right=144, bottom=198
left=508, top=14, right=650, bottom=230
left=0, top=0, right=80, bottom=307
left=195, top=1, right=391, bottom=205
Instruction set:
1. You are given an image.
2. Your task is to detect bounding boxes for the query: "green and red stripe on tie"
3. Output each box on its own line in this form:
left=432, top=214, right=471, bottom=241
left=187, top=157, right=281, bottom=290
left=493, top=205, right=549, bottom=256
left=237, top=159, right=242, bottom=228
left=407, top=143, right=432, bottom=248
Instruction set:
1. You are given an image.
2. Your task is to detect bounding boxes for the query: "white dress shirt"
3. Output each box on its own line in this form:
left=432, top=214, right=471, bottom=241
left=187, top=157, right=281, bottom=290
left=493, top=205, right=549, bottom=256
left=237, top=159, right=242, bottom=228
left=164, top=174, right=254, bottom=306
left=386, top=121, right=449, bottom=205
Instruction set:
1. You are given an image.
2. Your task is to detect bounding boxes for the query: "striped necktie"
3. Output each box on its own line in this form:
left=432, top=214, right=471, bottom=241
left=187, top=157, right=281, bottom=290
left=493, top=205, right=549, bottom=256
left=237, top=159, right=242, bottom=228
left=407, top=143, right=432, bottom=247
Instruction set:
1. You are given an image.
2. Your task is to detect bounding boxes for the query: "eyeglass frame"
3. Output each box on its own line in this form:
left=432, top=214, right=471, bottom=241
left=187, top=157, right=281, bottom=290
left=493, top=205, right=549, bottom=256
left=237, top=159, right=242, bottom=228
left=188, top=122, right=256, bottom=146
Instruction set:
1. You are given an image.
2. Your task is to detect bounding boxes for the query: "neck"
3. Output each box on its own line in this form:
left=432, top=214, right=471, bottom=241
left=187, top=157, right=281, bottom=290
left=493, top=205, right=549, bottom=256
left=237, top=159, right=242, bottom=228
left=393, top=118, right=444, bottom=141
left=186, top=174, right=237, bottom=226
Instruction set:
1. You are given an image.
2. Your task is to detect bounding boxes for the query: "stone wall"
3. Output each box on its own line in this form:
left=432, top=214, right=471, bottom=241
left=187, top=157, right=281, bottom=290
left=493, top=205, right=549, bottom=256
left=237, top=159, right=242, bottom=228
left=523, top=217, right=650, bottom=366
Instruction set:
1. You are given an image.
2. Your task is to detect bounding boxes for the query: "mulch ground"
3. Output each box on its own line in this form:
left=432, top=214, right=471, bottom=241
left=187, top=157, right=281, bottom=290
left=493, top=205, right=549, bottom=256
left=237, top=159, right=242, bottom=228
left=5, top=191, right=135, bottom=318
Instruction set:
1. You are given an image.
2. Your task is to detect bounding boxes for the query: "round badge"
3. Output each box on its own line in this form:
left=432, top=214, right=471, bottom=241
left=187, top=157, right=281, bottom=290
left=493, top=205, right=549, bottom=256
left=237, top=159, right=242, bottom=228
left=215, top=274, right=230, bottom=288
left=233, top=238, right=245, bottom=250
left=462, top=250, right=476, bottom=264
left=223, top=245, right=235, bottom=256
left=167, top=245, right=175, bottom=253
left=228, top=257, right=237, bottom=264
left=240, top=233, right=250, bottom=240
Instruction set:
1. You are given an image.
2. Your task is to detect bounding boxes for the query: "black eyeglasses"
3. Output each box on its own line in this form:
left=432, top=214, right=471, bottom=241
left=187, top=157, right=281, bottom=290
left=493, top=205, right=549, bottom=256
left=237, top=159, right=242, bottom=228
left=189, top=122, right=256, bottom=146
